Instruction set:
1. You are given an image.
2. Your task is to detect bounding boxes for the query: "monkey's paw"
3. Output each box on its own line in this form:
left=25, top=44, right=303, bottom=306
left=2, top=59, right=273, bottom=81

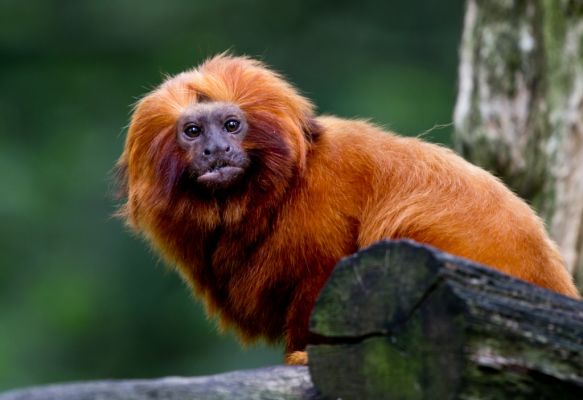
left=285, top=351, right=308, bottom=365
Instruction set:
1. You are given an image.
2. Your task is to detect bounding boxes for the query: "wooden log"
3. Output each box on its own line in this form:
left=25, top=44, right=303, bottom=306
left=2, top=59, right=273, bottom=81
left=0, top=366, right=316, bottom=400
left=308, top=240, right=583, bottom=399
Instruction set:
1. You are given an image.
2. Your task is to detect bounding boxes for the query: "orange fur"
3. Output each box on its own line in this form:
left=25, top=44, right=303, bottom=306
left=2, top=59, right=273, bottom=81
left=117, top=54, right=580, bottom=364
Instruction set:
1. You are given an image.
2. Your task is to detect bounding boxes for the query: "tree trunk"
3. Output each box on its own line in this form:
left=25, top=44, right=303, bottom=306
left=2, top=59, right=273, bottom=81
left=453, top=0, right=583, bottom=288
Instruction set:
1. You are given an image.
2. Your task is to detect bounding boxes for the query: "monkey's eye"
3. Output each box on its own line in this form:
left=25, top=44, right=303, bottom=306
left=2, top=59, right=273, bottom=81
left=183, top=124, right=202, bottom=138
left=224, top=119, right=240, bottom=133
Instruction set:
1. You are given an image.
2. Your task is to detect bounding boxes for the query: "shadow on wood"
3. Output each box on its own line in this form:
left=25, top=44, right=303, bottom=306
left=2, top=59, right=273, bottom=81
left=308, top=239, right=583, bottom=400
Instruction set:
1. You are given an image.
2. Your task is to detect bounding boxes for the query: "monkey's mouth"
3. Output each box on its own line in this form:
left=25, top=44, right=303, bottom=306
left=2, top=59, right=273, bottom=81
left=197, top=161, right=245, bottom=186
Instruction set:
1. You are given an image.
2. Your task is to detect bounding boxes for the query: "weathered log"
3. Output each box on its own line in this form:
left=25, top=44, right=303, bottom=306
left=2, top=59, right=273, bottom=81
left=308, top=240, right=583, bottom=399
left=0, top=366, right=316, bottom=400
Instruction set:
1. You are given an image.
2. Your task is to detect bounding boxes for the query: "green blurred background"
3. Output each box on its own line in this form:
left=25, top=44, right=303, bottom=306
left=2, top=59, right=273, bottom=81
left=0, top=0, right=464, bottom=391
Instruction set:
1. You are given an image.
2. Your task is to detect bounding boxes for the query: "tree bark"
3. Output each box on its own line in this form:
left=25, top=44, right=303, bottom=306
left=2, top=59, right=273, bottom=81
left=453, top=0, right=583, bottom=288
left=308, top=240, right=583, bottom=400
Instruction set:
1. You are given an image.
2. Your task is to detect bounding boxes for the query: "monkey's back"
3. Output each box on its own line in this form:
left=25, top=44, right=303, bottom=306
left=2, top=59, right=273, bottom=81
left=311, top=116, right=579, bottom=298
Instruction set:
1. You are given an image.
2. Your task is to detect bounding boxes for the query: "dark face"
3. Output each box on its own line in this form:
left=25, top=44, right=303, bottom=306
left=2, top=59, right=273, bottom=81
left=176, top=102, right=250, bottom=189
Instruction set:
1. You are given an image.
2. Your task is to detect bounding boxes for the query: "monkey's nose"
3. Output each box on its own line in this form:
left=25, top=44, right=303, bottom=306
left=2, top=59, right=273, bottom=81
left=202, top=137, right=232, bottom=157
left=203, top=141, right=231, bottom=156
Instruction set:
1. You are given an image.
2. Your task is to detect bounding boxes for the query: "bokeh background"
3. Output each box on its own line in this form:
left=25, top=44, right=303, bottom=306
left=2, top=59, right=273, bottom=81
left=0, top=0, right=464, bottom=391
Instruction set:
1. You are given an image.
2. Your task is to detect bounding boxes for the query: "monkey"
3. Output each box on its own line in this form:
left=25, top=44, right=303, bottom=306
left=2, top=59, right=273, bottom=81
left=116, top=54, right=580, bottom=366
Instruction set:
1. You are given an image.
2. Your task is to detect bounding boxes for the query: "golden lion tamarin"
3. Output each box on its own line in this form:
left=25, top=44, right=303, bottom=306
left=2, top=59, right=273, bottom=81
left=116, top=54, right=580, bottom=365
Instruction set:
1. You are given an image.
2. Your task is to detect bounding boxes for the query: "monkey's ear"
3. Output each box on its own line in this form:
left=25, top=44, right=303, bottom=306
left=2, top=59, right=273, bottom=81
left=303, top=117, right=323, bottom=144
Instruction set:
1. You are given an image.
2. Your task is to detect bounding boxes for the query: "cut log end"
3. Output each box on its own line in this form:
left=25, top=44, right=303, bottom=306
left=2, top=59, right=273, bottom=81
left=308, top=240, right=583, bottom=399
